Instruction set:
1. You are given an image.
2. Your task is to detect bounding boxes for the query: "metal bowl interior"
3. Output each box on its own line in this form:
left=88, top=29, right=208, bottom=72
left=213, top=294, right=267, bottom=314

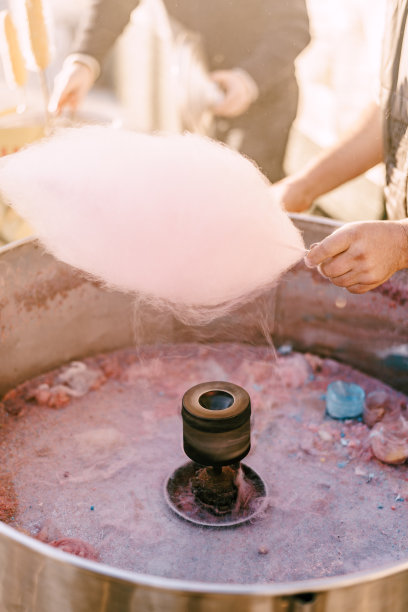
left=1, top=214, right=408, bottom=611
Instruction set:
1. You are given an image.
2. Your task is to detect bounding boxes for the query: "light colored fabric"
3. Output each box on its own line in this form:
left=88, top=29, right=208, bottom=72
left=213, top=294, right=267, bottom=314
left=63, top=53, right=101, bottom=80
left=380, top=0, right=408, bottom=218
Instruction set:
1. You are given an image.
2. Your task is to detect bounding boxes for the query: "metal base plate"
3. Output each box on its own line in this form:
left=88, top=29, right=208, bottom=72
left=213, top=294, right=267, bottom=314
left=164, top=461, right=268, bottom=527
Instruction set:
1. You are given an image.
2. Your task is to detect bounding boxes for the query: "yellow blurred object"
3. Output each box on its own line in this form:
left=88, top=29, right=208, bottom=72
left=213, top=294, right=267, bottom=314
left=25, top=0, right=50, bottom=71
left=0, top=10, right=27, bottom=88
left=0, top=106, right=19, bottom=118
left=0, top=120, right=44, bottom=157
left=0, top=206, right=33, bottom=243
left=0, top=109, right=113, bottom=244
left=0, top=112, right=45, bottom=243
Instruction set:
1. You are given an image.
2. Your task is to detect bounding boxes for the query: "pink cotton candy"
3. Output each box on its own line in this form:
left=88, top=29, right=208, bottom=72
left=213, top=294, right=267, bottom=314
left=0, top=126, right=304, bottom=323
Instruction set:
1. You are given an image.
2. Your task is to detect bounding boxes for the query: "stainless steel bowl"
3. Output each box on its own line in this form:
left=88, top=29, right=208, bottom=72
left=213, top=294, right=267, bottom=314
left=1, top=214, right=408, bottom=612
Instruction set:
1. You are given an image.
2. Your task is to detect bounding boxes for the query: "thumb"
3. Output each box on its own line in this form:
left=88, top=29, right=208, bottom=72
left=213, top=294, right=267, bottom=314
left=304, top=229, right=351, bottom=267
left=48, top=75, right=72, bottom=113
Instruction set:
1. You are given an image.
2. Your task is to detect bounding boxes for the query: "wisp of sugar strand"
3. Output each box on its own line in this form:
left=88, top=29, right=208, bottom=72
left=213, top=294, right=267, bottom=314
left=0, top=126, right=305, bottom=323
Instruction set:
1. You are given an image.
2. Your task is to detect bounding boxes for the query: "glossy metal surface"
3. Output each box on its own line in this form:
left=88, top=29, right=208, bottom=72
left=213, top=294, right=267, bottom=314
left=182, top=381, right=251, bottom=465
left=164, top=461, right=267, bottom=527
left=1, top=214, right=408, bottom=611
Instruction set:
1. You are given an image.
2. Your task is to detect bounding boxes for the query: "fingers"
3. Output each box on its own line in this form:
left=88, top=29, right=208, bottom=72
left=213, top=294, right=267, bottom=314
left=60, top=91, right=79, bottom=112
left=319, top=252, right=353, bottom=279
left=303, top=221, right=405, bottom=295
left=48, top=82, right=66, bottom=114
left=214, top=96, right=240, bottom=117
left=49, top=87, right=78, bottom=114
left=304, top=227, right=370, bottom=290
left=49, top=63, right=94, bottom=114
left=319, top=266, right=380, bottom=288
left=212, top=89, right=243, bottom=117
left=304, top=228, right=352, bottom=267
left=312, top=242, right=382, bottom=287
left=319, top=264, right=353, bottom=285
left=210, top=70, right=252, bottom=117
left=346, top=282, right=380, bottom=294
left=48, top=72, right=78, bottom=114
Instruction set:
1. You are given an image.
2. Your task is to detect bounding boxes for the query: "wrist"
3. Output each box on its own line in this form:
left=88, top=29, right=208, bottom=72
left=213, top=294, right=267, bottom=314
left=232, top=68, right=259, bottom=104
left=287, top=171, right=317, bottom=210
left=63, top=53, right=100, bottom=81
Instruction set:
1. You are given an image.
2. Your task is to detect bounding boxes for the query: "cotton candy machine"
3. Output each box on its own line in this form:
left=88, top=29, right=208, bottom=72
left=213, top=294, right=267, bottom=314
left=165, top=380, right=267, bottom=527
left=1, top=214, right=408, bottom=612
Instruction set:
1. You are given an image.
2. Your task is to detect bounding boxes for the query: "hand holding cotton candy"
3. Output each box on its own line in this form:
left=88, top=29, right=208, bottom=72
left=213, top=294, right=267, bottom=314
left=0, top=126, right=305, bottom=323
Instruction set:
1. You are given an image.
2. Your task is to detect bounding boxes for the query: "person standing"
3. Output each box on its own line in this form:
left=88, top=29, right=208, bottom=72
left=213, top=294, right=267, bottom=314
left=273, top=1, right=408, bottom=294
left=49, top=0, right=310, bottom=182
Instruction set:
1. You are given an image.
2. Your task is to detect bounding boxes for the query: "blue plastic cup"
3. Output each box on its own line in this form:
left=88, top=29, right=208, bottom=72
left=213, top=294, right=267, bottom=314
left=326, top=380, right=365, bottom=419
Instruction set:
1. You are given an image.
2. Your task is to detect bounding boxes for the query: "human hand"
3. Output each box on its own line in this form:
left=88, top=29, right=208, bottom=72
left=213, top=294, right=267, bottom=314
left=304, top=220, right=408, bottom=294
left=48, top=61, right=95, bottom=114
left=271, top=175, right=314, bottom=213
left=210, top=69, right=257, bottom=117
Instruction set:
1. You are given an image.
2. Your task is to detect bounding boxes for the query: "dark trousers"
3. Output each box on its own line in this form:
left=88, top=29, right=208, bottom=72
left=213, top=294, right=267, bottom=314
left=215, top=76, right=299, bottom=183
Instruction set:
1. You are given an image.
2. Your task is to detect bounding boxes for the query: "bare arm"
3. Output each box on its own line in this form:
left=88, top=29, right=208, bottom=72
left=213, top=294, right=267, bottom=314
left=275, top=101, right=384, bottom=212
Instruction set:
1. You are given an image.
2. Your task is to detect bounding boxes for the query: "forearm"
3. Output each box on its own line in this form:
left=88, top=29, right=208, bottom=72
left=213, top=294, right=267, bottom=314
left=72, top=0, right=139, bottom=66
left=293, top=102, right=384, bottom=207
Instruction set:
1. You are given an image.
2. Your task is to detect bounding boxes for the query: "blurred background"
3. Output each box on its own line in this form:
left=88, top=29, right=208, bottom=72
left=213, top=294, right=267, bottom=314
left=0, top=0, right=387, bottom=245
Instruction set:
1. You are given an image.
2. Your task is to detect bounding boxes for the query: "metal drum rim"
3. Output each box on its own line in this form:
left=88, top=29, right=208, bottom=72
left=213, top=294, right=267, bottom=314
left=2, top=219, right=408, bottom=603
left=2, top=519, right=408, bottom=597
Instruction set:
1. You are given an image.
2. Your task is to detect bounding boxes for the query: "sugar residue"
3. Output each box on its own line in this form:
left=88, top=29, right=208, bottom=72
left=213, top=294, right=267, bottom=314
left=0, top=343, right=407, bottom=584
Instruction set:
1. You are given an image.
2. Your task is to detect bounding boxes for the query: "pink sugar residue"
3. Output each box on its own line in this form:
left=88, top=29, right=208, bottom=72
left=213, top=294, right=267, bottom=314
left=1, top=343, right=407, bottom=584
